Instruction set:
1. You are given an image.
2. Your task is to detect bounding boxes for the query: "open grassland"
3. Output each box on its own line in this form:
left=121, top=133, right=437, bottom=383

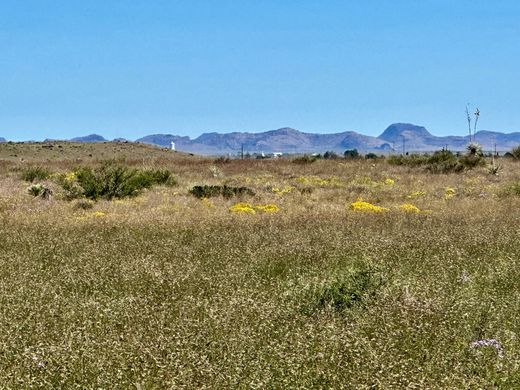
left=2, top=146, right=520, bottom=388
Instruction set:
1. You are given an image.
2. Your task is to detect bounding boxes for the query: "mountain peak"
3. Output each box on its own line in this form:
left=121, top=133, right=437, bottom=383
left=378, top=123, right=432, bottom=142
left=70, top=134, right=107, bottom=142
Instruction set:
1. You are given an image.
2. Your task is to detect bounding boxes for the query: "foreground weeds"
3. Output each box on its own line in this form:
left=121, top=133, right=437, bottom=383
left=1, top=155, right=520, bottom=388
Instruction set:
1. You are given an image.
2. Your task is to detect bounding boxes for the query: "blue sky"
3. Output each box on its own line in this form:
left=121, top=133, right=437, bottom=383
left=1, top=0, right=519, bottom=141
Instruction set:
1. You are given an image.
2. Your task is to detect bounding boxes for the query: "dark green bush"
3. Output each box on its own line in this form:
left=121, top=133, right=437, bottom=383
left=510, top=146, right=520, bottom=159
left=292, top=155, right=317, bottom=164
left=387, top=154, right=428, bottom=166
left=21, top=166, right=51, bottom=182
left=365, top=153, right=379, bottom=159
left=58, top=164, right=175, bottom=200
left=307, top=267, right=382, bottom=314
left=323, top=151, right=339, bottom=160
left=388, top=149, right=484, bottom=173
left=344, top=149, right=360, bottom=159
left=189, top=185, right=255, bottom=199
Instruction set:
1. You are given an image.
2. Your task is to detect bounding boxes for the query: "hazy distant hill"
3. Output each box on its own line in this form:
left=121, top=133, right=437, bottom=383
left=47, top=123, right=520, bottom=155
left=70, top=134, right=107, bottom=142
left=0, top=137, right=6, bottom=143
left=136, top=127, right=390, bottom=154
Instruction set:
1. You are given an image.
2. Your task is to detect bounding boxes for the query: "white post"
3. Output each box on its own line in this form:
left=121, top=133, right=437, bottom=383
left=171, top=141, right=176, bottom=151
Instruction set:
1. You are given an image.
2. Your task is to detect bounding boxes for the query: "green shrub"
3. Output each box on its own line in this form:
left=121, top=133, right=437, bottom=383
left=306, top=267, right=382, bottom=314
left=21, top=166, right=51, bottom=182
left=27, top=183, right=52, bottom=199
left=365, top=153, right=379, bottom=159
left=510, top=145, right=520, bottom=159
left=292, top=155, right=317, bottom=164
left=57, top=164, right=175, bottom=200
left=323, top=151, right=339, bottom=160
left=387, top=154, right=428, bottom=166
left=425, top=150, right=461, bottom=173
left=388, top=149, right=484, bottom=173
left=189, top=185, right=255, bottom=199
left=344, top=149, right=360, bottom=159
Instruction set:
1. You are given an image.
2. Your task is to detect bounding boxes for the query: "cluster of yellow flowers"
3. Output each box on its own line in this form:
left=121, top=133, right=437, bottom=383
left=201, top=197, right=214, bottom=208
left=383, top=178, right=395, bottom=185
left=64, top=172, right=76, bottom=182
left=229, top=203, right=280, bottom=214
left=398, top=203, right=421, bottom=213
left=272, top=185, right=295, bottom=195
left=349, top=200, right=389, bottom=213
left=445, top=187, right=456, bottom=200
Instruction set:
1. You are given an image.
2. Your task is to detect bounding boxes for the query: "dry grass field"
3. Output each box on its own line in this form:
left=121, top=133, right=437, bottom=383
left=1, top=143, right=520, bottom=388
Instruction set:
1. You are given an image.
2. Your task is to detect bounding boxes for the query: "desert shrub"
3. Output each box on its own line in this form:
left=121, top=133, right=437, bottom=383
left=387, top=153, right=428, bottom=166
left=388, top=149, right=483, bottom=173
left=58, top=164, right=175, bottom=200
left=292, top=155, right=317, bottom=164
left=323, top=151, right=339, bottom=160
left=344, top=149, right=360, bottom=159
left=27, top=183, right=53, bottom=199
left=190, top=185, right=255, bottom=199
left=425, top=150, right=462, bottom=173
left=458, top=153, right=486, bottom=169
left=365, top=153, right=379, bottom=159
left=21, top=166, right=51, bottom=182
left=510, top=145, right=520, bottom=159
left=306, top=267, right=382, bottom=314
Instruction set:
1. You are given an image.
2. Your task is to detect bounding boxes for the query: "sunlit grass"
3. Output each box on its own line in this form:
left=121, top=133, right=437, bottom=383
left=1, top=149, right=520, bottom=387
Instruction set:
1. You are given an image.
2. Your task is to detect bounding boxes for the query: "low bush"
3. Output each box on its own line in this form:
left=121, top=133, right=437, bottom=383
left=305, top=267, right=383, bottom=314
left=292, top=155, right=317, bottom=164
left=190, top=185, right=255, bottom=199
left=58, top=163, right=175, bottom=200
left=388, top=149, right=484, bottom=173
left=510, top=145, right=520, bottom=159
left=21, top=166, right=51, bottom=182
left=27, top=183, right=53, bottom=199
left=344, top=149, right=360, bottom=159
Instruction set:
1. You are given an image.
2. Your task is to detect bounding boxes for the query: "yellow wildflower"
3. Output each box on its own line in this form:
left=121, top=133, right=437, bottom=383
left=65, top=172, right=76, bottom=182
left=201, top=197, right=214, bottom=208
left=399, top=203, right=421, bottom=213
left=445, top=187, right=456, bottom=199
left=255, top=204, right=280, bottom=213
left=229, top=203, right=256, bottom=214
left=272, top=185, right=294, bottom=195
left=384, top=178, right=395, bottom=185
left=93, top=211, right=106, bottom=217
left=349, top=201, right=389, bottom=213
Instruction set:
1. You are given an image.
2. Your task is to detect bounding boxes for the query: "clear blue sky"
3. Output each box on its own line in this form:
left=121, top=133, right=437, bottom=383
left=1, top=0, right=519, bottom=141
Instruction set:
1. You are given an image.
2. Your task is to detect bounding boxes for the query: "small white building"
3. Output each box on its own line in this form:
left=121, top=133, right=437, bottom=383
left=171, top=142, right=176, bottom=151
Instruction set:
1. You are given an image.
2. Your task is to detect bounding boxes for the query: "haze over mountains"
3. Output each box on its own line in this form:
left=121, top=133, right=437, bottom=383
left=2, top=123, right=520, bottom=155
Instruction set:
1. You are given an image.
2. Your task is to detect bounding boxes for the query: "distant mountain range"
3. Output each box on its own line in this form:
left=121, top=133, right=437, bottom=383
left=0, top=137, right=6, bottom=143
left=3, top=123, right=520, bottom=154
left=134, top=123, right=520, bottom=154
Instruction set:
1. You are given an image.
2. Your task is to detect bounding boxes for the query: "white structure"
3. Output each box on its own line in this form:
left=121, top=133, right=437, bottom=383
left=171, top=142, right=176, bottom=151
